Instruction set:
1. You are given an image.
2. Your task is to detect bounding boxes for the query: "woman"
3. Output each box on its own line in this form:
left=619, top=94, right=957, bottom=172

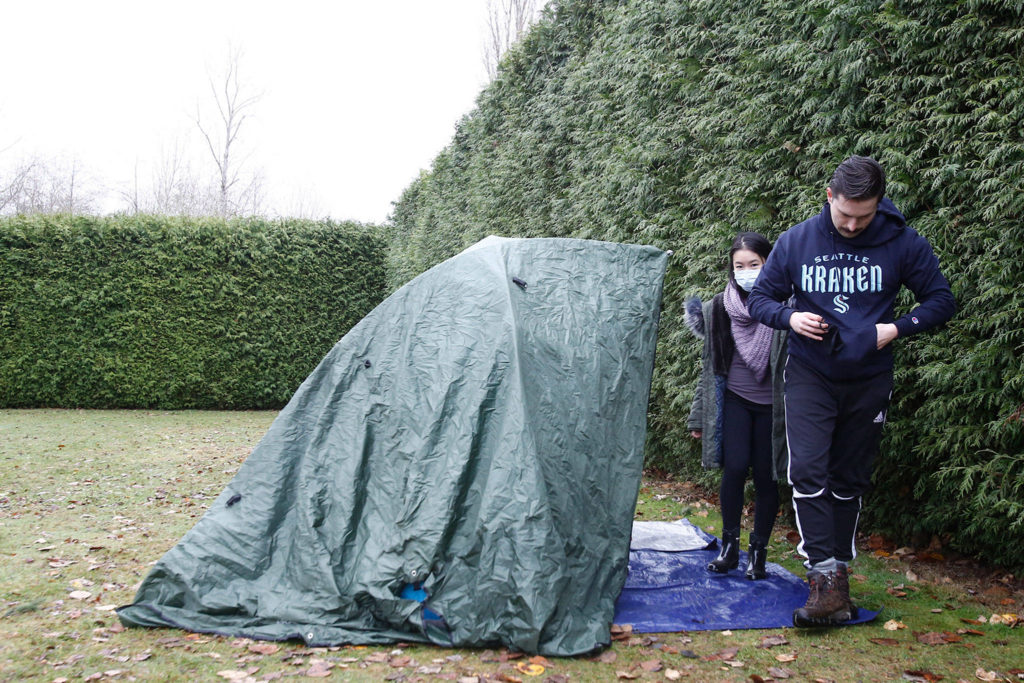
left=685, top=232, right=788, bottom=579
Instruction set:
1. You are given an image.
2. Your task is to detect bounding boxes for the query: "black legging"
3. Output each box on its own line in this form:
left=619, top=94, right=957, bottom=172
left=719, top=389, right=779, bottom=543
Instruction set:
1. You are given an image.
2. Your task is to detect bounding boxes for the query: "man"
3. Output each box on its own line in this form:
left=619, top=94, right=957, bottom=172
left=747, top=155, right=955, bottom=627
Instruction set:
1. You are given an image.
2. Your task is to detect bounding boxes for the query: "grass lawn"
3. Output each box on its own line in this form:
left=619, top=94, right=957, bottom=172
left=1, top=409, right=1021, bottom=682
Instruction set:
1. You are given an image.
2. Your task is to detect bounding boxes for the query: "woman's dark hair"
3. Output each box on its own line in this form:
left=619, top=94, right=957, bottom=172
left=829, top=155, right=886, bottom=200
left=728, top=231, right=772, bottom=288
left=729, top=231, right=772, bottom=264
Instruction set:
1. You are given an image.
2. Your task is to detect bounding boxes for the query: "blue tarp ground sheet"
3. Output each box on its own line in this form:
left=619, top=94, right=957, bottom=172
left=613, top=520, right=879, bottom=632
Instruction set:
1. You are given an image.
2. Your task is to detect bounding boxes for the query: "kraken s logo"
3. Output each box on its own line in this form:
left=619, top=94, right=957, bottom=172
left=833, top=294, right=850, bottom=314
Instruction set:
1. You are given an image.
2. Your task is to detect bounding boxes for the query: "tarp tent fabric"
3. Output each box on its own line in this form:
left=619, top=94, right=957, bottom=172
left=118, top=236, right=669, bottom=656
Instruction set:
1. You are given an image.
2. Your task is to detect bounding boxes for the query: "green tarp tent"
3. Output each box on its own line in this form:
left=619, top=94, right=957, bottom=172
left=118, top=236, right=668, bottom=656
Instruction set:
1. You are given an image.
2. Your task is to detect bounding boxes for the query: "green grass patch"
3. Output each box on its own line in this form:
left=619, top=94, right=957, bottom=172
left=1, top=410, right=1020, bottom=681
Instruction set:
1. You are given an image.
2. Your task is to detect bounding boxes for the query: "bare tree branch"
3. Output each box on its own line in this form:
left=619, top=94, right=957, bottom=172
left=484, top=0, right=541, bottom=80
left=195, top=45, right=264, bottom=217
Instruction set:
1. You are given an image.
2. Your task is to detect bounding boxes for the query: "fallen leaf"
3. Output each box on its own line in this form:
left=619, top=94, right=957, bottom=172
left=615, top=672, right=639, bottom=680
left=916, top=631, right=960, bottom=645
left=664, top=670, right=681, bottom=681
left=306, top=661, right=332, bottom=677
left=247, top=643, right=279, bottom=655
left=69, top=590, right=92, bottom=600
left=869, top=638, right=900, bottom=646
left=217, top=672, right=253, bottom=681
left=610, top=624, right=633, bottom=641
left=975, top=669, right=997, bottom=682
left=639, top=659, right=662, bottom=672
left=768, top=666, right=794, bottom=679
left=718, top=646, right=739, bottom=660
left=775, top=652, right=797, bottom=662
left=884, top=620, right=906, bottom=631
left=957, top=628, right=985, bottom=636
left=757, top=634, right=789, bottom=648
left=785, top=531, right=801, bottom=545
left=528, top=655, right=552, bottom=667
left=389, top=655, right=411, bottom=667
left=596, top=651, right=617, bottom=664
left=903, top=670, right=943, bottom=682
left=514, top=662, right=544, bottom=676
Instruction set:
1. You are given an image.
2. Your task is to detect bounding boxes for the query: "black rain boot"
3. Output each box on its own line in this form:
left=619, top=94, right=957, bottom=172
left=708, top=529, right=740, bottom=573
left=745, top=538, right=767, bottom=580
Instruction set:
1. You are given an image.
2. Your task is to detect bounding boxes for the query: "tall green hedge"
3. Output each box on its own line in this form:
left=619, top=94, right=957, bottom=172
left=0, top=215, right=387, bottom=409
left=388, top=0, right=1024, bottom=568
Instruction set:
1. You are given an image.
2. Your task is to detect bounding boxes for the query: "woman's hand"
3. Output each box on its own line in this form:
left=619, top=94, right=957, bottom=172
left=789, top=311, right=828, bottom=341
left=690, top=430, right=702, bottom=439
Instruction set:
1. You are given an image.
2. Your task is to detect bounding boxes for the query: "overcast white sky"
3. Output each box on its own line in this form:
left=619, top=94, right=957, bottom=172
left=0, top=1, right=522, bottom=223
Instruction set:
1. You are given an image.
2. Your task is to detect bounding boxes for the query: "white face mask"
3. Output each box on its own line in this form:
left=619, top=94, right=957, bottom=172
left=734, top=268, right=760, bottom=292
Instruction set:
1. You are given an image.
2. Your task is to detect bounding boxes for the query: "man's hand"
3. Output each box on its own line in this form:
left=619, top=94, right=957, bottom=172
left=876, top=323, right=898, bottom=349
left=789, top=311, right=829, bottom=341
left=690, top=430, right=702, bottom=439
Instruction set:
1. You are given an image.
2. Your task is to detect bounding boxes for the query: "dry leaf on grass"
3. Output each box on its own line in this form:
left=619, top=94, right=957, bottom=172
left=664, top=670, right=682, bottom=680
left=869, top=638, right=901, bottom=646
left=639, top=659, right=662, bottom=672
left=768, top=666, right=794, bottom=679
left=757, top=634, right=789, bottom=648
left=305, top=660, right=333, bottom=677
left=903, top=670, right=943, bottom=682
left=916, top=631, right=961, bottom=645
left=610, top=624, right=633, bottom=641
left=514, top=661, right=545, bottom=676
left=775, top=652, right=797, bottom=662
left=884, top=620, right=907, bottom=631
left=247, top=642, right=279, bottom=655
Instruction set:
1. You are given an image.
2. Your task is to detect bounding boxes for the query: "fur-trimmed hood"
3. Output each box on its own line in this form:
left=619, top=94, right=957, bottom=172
left=684, top=296, right=705, bottom=339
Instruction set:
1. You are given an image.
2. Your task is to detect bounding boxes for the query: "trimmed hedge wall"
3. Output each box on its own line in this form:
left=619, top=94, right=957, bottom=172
left=0, top=215, right=387, bottom=409
left=388, top=0, right=1024, bottom=567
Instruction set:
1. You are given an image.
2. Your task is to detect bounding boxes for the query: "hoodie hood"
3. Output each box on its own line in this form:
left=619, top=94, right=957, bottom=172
left=819, top=196, right=906, bottom=248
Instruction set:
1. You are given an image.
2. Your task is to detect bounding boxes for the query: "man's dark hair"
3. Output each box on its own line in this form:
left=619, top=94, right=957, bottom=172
left=829, top=155, right=886, bottom=200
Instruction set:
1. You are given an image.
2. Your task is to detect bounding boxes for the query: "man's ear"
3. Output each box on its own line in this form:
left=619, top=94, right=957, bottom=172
left=826, top=187, right=834, bottom=203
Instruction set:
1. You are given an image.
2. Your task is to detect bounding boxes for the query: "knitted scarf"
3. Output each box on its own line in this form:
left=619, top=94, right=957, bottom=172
left=723, top=281, right=772, bottom=382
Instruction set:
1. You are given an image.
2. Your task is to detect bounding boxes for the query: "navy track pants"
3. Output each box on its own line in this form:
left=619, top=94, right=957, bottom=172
left=783, top=355, right=893, bottom=566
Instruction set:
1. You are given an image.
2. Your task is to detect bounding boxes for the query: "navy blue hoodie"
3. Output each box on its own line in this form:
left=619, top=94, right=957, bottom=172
left=748, top=197, right=955, bottom=380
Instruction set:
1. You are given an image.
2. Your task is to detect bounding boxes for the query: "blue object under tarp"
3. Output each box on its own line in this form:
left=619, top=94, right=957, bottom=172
left=614, top=520, right=879, bottom=631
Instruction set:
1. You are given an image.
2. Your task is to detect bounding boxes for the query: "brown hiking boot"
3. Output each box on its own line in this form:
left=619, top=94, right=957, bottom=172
left=834, top=564, right=859, bottom=620
left=793, top=569, right=852, bottom=627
